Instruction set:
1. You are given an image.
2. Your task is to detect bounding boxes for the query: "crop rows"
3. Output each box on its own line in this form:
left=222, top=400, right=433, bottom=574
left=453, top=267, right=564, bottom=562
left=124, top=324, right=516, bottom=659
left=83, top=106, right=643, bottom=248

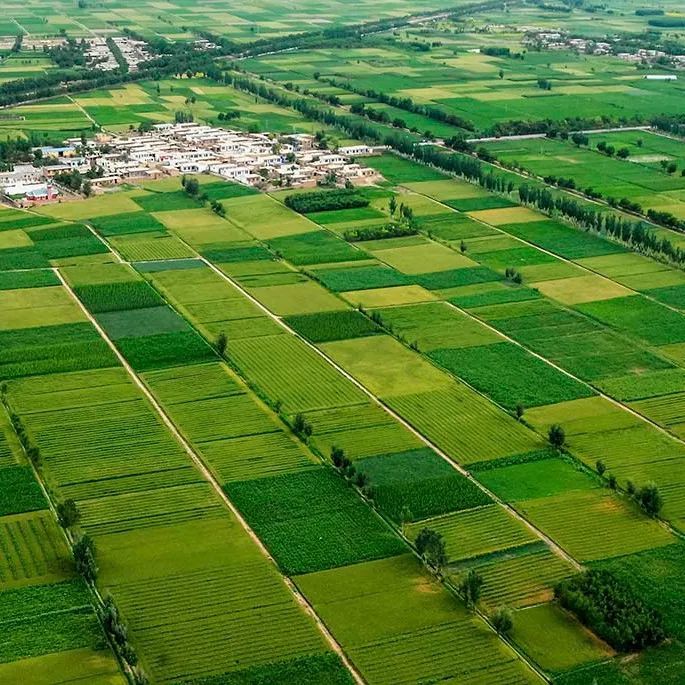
left=407, top=505, right=536, bottom=562
left=229, top=334, right=365, bottom=413
left=466, top=548, right=575, bottom=611
left=0, top=512, right=69, bottom=587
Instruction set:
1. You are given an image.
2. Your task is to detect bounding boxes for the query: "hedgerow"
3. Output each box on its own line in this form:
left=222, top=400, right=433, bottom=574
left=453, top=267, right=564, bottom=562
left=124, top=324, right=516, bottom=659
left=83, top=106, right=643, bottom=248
left=284, top=188, right=369, bottom=214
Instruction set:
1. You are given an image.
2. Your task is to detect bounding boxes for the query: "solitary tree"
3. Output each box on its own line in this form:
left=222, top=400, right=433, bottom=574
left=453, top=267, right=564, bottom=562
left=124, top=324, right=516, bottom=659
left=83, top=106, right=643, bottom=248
left=215, top=332, right=227, bottom=356
left=548, top=424, right=565, bottom=449
left=596, top=459, right=606, bottom=476
left=415, top=528, right=447, bottom=572
left=491, top=607, right=513, bottom=636
left=184, top=177, right=200, bottom=196
left=57, top=499, right=81, bottom=529
left=389, top=196, right=397, bottom=216
left=639, top=482, right=662, bottom=517
left=460, top=569, right=484, bottom=608
left=330, top=445, right=345, bottom=468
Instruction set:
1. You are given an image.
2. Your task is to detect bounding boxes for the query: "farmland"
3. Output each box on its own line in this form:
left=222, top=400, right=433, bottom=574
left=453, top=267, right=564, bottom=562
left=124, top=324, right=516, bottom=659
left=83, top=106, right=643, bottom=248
left=1, top=162, right=682, bottom=682
left=0, top=0, right=685, bottom=683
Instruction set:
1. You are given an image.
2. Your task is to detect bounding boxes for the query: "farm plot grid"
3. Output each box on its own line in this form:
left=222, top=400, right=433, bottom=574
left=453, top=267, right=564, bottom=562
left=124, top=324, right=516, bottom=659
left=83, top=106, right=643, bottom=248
left=2, top=164, right=685, bottom=684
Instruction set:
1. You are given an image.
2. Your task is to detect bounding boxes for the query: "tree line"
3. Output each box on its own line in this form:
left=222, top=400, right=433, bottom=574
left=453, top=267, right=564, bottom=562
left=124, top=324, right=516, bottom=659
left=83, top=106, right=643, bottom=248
left=226, top=70, right=685, bottom=269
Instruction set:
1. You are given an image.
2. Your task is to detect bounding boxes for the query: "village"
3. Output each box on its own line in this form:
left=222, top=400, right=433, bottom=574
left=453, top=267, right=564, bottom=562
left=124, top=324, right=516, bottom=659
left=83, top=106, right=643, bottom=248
left=521, top=28, right=685, bottom=69
left=0, top=122, right=384, bottom=206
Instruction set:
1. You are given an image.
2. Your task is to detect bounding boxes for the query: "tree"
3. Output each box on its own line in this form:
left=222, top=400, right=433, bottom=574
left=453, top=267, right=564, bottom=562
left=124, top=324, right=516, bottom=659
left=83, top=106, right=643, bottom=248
left=57, top=499, right=81, bottom=529
left=211, top=199, right=226, bottom=217
left=596, top=459, right=606, bottom=476
left=82, top=180, right=93, bottom=197
left=571, top=132, right=589, bottom=147
left=184, top=177, right=200, bottom=196
left=414, top=528, right=447, bottom=572
left=460, top=569, right=483, bottom=608
left=389, top=195, right=397, bottom=216
left=174, top=110, right=193, bottom=124
left=608, top=474, right=617, bottom=489
left=215, top=332, right=227, bottom=356
left=617, top=147, right=630, bottom=159
left=330, top=445, right=345, bottom=468
left=73, top=534, right=97, bottom=582
left=515, top=403, right=524, bottom=421
left=491, top=607, right=513, bottom=636
left=638, top=482, right=662, bottom=516
left=459, top=240, right=467, bottom=254
left=548, top=424, right=565, bottom=449
left=292, top=413, right=313, bottom=439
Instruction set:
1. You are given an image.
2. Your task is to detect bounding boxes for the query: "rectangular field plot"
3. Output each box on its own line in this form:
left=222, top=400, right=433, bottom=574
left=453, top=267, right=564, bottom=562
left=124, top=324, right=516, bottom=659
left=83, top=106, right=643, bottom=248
left=0, top=580, right=103, bottom=663
left=90, top=211, right=168, bottom=236
left=223, top=193, right=315, bottom=239
left=372, top=241, right=477, bottom=274
left=0, top=512, right=72, bottom=590
left=456, top=547, right=575, bottom=611
left=312, top=264, right=413, bottom=292
left=474, top=455, right=600, bottom=502
left=110, top=234, right=195, bottom=262
left=533, top=274, right=632, bottom=306
left=500, top=219, right=626, bottom=260
left=0, top=285, right=86, bottom=331
left=358, top=448, right=491, bottom=522
left=429, top=342, right=593, bottom=410
left=512, top=604, right=614, bottom=674
left=341, top=285, right=438, bottom=308
left=0, top=322, right=118, bottom=381
left=362, top=154, right=449, bottom=184
left=296, top=555, right=538, bottom=685
left=267, top=230, right=367, bottom=266
left=0, top=647, right=125, bottom=685
left=517, top=490, right=675, bottom=562
left=576, top=295, right=685, bottom=346
left=284, top=310, right=382, bottom=344
left=376, top=302, right=501, bottom=351
left=78, top=482, right=225, bottom=537
left=248, top=280, right=347, bottom=315
left=321, top=335, right=452, bottom=397
left=229, top=334, right=365, bottom=413
left=407, top=505, right=536, bottom=562
left=226, top=469, right=406, bottom=574
left=386, top=386, right=541, bottom=464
